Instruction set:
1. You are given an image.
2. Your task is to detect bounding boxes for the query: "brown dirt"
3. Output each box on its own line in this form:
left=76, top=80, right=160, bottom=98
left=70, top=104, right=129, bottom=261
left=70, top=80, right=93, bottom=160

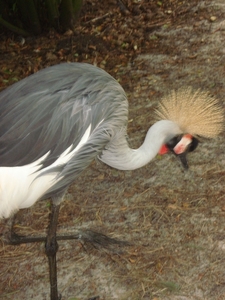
left=0, top=0, right=225, bottom=299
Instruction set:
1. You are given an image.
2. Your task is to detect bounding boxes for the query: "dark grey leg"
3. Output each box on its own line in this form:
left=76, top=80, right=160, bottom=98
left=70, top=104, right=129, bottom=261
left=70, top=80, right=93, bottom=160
left=7, top=194, right=129, bottom=300
left=45, top=202, right=61, bottom=300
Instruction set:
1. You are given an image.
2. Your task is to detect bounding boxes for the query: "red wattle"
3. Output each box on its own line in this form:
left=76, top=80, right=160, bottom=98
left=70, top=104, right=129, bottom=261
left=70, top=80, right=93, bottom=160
left=159, top=144, right=169, bottom=155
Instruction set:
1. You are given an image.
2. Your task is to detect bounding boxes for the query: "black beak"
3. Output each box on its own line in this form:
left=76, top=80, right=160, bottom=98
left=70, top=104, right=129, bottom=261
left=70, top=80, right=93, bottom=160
left=176, top=137, right=199, bottom=169
left=178, top=152, right=189, bottom=169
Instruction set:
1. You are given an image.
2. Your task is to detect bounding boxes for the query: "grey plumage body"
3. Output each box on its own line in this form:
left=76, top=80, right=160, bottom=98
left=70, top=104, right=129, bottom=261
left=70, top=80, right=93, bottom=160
left=0, top=63, right=129, bottom=214
left=1, top=63, right=126, bottom=165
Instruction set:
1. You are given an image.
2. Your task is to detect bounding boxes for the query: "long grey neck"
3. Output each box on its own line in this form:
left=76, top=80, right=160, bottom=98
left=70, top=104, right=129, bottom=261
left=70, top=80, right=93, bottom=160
left=99, top=120, right=182, bottom=171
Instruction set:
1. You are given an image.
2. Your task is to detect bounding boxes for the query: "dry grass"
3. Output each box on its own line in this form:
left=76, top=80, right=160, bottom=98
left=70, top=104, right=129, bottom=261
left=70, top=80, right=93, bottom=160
left=1, top=0, right=225, bottom=299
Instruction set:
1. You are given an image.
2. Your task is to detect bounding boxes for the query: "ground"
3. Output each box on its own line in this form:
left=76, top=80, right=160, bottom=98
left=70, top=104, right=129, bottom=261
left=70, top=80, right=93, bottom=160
left=0, top=0, right=225, bottom=299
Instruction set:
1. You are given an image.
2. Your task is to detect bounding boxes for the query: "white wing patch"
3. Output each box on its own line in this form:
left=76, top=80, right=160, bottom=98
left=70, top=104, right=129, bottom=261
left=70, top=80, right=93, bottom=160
left=0, top=125, right=92, bottom=218
left=51, top=124, right=91, bottom=167
left=0, top=152, right=50, bottom=218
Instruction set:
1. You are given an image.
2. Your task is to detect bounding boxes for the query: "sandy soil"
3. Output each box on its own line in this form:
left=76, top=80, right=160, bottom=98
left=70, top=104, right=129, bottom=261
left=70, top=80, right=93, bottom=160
left=0, top=0, right=225, bottom=299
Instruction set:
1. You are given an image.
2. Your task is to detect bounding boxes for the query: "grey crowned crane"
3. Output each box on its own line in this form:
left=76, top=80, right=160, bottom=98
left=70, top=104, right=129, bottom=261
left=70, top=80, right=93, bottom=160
left=0, top=63, right=223, bottom=300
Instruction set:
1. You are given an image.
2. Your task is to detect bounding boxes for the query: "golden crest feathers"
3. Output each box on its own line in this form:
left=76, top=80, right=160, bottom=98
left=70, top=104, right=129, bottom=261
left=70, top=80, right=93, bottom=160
left=155, top=87, right=224, bottom=138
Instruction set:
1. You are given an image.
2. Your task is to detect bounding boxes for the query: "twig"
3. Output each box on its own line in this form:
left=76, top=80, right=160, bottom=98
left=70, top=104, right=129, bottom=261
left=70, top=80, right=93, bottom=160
left=85, top=13, right=111, bottom=24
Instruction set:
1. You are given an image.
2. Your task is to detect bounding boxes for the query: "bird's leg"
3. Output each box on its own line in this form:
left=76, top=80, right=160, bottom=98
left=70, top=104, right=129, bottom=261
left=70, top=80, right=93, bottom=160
left=6, top=213, right=39, bottom=244
left=45, top=201, right=61, bottom=300
left=8, top=213, right=21, bottom=243
left=8, top=212, right=47, bottom=244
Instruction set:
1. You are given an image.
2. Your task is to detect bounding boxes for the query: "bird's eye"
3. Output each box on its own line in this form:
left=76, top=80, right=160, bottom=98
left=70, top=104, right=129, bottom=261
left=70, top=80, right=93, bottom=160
left=188, top=137, right=198, bottom=152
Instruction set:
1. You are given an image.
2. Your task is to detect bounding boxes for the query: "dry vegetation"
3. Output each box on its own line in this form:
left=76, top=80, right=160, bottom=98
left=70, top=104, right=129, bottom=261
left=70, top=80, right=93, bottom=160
left=0, top=0, right=225, bottom=299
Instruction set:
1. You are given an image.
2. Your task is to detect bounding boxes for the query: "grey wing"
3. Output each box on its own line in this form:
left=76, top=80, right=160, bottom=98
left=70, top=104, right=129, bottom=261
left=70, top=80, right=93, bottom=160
left=0, top=63, right=128, bottom=170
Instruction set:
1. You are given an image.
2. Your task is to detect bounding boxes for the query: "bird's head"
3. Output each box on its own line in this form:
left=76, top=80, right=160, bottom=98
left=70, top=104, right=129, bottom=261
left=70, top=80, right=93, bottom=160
left=155, top=87, right=224, bottom=169
left=159, top=134, right=199, bottom=169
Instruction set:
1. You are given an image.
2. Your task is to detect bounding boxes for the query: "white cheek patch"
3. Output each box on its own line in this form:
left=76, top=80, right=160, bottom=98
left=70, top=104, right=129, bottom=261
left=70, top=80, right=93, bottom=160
left=173, top=134, right=192, bottom=154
